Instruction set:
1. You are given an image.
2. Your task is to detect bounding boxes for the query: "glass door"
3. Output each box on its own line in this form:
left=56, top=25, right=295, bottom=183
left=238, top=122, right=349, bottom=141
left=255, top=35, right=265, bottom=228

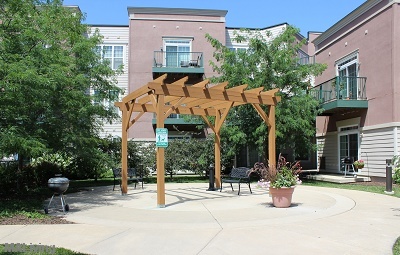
left=339, top=133, right=359, bottom=172
left=165, top=46, right=177, bottom=67
left=338, top=57, right=358, bottom=99
left=164, top=39, right=191, bottom=67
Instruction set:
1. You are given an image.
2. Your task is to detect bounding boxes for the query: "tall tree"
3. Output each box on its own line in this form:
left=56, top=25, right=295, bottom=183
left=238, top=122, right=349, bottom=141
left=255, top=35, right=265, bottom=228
left=0, top=0, right=121, bottom=169
left=206, top=26, right=326, bottom=161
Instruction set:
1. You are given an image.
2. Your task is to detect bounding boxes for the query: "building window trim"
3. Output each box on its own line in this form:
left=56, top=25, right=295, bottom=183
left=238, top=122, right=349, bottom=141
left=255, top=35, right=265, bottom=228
left=96, top=44, right=125, bottom=70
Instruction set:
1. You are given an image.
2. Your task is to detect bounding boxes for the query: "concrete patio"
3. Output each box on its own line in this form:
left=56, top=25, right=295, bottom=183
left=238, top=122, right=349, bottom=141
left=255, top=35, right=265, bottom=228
left=0, top=183, right=399, bottom=255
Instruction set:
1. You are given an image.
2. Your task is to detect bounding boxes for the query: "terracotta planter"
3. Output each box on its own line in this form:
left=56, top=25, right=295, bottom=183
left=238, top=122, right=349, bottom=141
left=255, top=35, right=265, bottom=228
left=269, top=186, right=295, bottom=208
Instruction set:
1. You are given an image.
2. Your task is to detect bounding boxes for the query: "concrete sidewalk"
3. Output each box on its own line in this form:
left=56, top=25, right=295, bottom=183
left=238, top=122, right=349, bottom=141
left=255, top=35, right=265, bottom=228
left=0, top=183, right=399, bottom=255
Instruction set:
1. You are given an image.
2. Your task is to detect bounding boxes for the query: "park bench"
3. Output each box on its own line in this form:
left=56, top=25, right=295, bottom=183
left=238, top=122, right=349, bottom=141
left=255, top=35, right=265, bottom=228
left=113, top=168, right=144, bottom=191
left=220, top=167, right=252, bottom=195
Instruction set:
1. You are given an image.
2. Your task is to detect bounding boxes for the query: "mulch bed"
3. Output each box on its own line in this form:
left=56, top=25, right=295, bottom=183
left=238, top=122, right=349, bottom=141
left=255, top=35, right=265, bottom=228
left=0, top=215, right=72, bottom=225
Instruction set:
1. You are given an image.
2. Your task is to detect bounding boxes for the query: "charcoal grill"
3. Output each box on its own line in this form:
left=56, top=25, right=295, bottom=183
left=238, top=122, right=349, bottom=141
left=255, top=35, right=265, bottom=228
left=44, top=175, right=70, bottom=214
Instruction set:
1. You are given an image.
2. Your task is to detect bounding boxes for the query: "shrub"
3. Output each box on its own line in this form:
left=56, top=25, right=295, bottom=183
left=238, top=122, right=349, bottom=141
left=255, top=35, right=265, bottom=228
left=393, top=156, right=400, bottom=184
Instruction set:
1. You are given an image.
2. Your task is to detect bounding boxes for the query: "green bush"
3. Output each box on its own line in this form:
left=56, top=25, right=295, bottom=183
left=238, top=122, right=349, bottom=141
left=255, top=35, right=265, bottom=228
left=0, top=161, right=48, bottom=195
left=393, top=156, right=400, bottom=184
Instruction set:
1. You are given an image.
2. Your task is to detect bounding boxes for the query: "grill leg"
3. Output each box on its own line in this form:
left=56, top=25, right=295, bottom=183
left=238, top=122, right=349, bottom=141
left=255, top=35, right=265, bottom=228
left=60, top=195, right=65, bottom=213
left=47, top=194, right=55, bottom=209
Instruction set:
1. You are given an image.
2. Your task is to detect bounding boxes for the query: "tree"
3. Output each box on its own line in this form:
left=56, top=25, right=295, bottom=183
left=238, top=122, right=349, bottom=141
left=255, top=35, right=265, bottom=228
left=0, top=0, right=121, bottom=171
left=206, top=26, right=326, bottom=162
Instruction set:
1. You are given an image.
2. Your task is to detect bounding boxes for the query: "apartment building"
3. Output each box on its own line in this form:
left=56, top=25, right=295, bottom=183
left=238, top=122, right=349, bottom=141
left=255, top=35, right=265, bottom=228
left=89, top=25, right=129, bottom=138
left=312, top=0, right=400, bottom=180
left=126, top=7, right=227, bottom=141
left=124, top=8, right=296, bottom=146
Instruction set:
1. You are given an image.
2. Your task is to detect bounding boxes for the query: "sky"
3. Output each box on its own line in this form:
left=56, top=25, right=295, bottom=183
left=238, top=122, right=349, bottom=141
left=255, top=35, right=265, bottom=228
left=62, top=0, right=367, bottom=37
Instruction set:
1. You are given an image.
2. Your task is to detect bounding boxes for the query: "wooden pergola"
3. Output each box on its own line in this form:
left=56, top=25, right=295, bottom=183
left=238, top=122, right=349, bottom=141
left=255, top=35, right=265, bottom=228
left=115, top=74, right=281, bottom=207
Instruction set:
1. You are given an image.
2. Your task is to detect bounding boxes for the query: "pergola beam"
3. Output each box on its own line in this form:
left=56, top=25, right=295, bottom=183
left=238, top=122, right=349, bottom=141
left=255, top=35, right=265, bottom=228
left=129, top=103, right=218, bottom=116
left=148, top=83, right=279, bottom=105
left=122, top=74, right=167, bottom=104
left=252, top=103, right=271, bottom=127
left=163, top=97, right=187, bottom=120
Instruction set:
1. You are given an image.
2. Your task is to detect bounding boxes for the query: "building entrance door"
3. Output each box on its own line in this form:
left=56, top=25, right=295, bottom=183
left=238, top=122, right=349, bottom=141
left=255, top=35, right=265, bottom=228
left=339, top=132, right=359, bottom=173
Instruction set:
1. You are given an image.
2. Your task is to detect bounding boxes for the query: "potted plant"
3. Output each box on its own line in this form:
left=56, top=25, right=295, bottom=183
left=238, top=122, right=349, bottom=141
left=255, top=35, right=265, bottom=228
left=248, top=155, right=302, bottom=208
left=353, top=159, right=365, bottom=169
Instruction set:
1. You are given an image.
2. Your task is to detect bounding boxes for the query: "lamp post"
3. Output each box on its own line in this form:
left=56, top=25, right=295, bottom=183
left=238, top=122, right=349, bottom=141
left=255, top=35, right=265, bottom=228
left=207, top=163, right=217, bottom=191
left=385, top=159, right=394, bottom=194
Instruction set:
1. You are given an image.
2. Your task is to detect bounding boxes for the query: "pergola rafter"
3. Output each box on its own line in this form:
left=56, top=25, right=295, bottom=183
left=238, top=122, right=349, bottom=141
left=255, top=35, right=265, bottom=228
left=115, top=74, right=281, bottom=207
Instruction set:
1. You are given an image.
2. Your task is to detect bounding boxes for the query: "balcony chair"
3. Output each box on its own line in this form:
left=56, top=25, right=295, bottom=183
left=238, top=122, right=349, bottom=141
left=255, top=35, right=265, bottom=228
left=189, top=55, right=201, bottom=67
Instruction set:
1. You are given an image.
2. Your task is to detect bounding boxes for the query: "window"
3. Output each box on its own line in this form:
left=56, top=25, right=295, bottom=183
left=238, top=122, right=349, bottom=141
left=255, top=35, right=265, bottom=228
left=95, top=45, right=124, bottom=70
left=93, top=90, right=120, bottom=114
left=227, top=47, right=248, bottom=65
left=297, top=50, right=312, bottom=65
left=229, top=47, right=247, bottom=53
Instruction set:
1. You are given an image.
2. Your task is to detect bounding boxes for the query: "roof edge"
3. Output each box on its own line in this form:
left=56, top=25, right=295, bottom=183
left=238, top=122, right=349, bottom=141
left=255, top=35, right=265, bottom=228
left=226, top=22, right=289, bottom=31
left=127, top=7, right=228, bottom=17
left=313, top=0, right=381, bottom=45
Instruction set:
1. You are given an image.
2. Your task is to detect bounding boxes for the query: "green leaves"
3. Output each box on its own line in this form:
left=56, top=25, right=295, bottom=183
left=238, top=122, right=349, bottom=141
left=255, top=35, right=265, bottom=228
left=206, top=25, right=327, bottom=160
left=0, top=0, right=121, bottom=169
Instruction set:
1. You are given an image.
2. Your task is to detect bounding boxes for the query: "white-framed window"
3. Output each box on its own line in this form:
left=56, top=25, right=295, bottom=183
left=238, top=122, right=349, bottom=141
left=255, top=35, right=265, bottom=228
left=229, top=47, right=247, bottom=53
left=93, top=89, right=120, bottom=115
left=163, top=38, right=192, bottom=67
left=95, top=45, right=124, bottom=70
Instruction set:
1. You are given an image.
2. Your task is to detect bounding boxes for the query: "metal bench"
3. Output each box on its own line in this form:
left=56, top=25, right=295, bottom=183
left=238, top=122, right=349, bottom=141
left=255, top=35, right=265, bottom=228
left=112, top=168, right=144, bottom=191
left=220, top=167, right=252, bottom=195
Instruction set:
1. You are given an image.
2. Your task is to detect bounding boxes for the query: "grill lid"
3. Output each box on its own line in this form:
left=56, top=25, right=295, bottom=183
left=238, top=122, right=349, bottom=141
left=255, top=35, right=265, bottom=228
left=48, top=177, right=69, bottom=184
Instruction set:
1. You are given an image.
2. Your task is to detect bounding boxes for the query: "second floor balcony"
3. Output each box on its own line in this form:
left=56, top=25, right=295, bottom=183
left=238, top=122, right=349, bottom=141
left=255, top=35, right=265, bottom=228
left=153, top=51, right=204, bottom=74
left=310, top=76, right=368, bottom=114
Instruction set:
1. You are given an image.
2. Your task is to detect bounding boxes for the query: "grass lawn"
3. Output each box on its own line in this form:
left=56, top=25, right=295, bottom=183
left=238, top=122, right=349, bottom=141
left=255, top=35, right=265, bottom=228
left=394, top=237, right=400, bottom=255
left=301, top=179, right=400, bottom=198
left=0, top=244, right=88, bottom=254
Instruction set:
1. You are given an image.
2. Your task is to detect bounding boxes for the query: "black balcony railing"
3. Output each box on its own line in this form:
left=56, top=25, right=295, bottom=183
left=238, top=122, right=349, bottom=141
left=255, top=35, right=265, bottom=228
left=310, top=76, right=367, bottom=104
left=153, top=51, right=204, bottom=68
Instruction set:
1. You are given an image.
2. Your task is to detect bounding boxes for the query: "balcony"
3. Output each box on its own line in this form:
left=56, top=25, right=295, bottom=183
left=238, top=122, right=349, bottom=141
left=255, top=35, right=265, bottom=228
left=310, top=76, right=368, bottom=114
left=152, top=114, right=205, bottom=137
left=298, top=55, right=315, bottom=65
left=152, top=114, right=202, bottom=126
left=153, top=51, right=204, bottom=74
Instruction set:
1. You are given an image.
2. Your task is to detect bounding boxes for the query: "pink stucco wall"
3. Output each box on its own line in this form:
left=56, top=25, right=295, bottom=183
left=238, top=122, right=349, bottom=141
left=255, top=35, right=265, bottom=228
left=307, top=32, right=321, bottom=56
left=128, top=10, right=226, bottom=139
left=393, top=3, right=400, bottom=122
left=315, top=3, right=398, bottom=128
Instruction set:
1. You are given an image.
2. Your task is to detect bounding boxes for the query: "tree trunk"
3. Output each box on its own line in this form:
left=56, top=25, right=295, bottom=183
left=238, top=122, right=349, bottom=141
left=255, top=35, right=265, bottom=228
left=16, top=155, right=24, bottom=191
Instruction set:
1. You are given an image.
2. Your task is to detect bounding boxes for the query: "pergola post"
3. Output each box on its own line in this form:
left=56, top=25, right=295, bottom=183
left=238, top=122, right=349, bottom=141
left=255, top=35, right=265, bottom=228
left=268, top=105, right=276, bottom=166
left=156, top=94, right=166, bottom=207
left=213, top=106, right=232, bottom=188
left=121, top=107, right=128, bottom=195
left=214, top=115, right=221, bottom=188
